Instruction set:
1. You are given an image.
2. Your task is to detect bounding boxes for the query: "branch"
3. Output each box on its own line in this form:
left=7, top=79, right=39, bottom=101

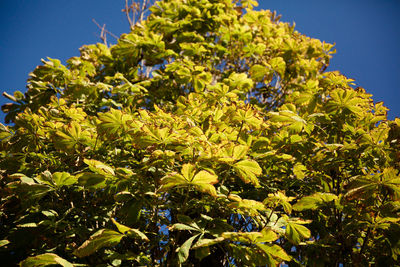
left=122, top=0, right=152, bottom=30
left=92, top=19, right=118, bottom=45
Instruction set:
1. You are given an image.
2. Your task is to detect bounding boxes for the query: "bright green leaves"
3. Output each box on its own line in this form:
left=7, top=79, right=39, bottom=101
left=217, top=144, right=249, bottom=163
left=19, top=253, right=73, bottom=267
left=140, top=125, right=181, bottom=147
left=269, top=57, right=286, bottom=77
left=0, top=240, right=10, bottom=248
left=177, top=235, right=199, bottom=264
left=0, top=122, right=12, bottom=140
left=269, top=109, right=308, bottom=134
left=249, top=64, right=270, bottom=82
left=293, top=193, right=338, bottom=211
left=180, top=42, right=208, bottom=57
left=52, top=172, right=76, bottom=187
left=293, top=163, right=307, bottom=180
left=285, top=221, right=311, bottom=245
left=325, top=88, right=365, bottom=117
left=74, top=219, right=148, bottom=258
left=241, top=0, right=259, bottom=9
left=228, top=195, right=265, bottom=216
left=170, top=216, right=290, bottom=266
left=164, top=60, right=212, bottom=92
left=222, top=228, right=278, bottom=244
left=30, top=57, right=71, bottom=86
left=264, top=191, right=295, bottom=214
left=54, top=121, right=95, bottom=152
left=84, top=159, right=115, bottom=176
left=192, top=67, right=212, bottom=92
left=36, top=171, right=77, bottom=188
left=2, top=0, right=398, bottom=266
left=111, top=218, right=149, bottom=241
left=225, top=73, right=254, bottom=94
left=222, top=229, right=291, bottom=266
left=76, top=159, right=116, bottom=189
left=256, top=244, right=292, bottom=266
left=160, top=163, right=218, bottom=196
left=97, top=108, right=139, bottom=137
left=208, top=83, right=239, bottom=102
left=232, top=106, right=263, bottom=130
left=233, top=159, right=262, bottom=186
left=113, top=31, right=174, bottom=67
left=345, top=168, right=400, bottom=201
left=243, top=43, right=266, bottom=57
left=64, top=107, right=87, bottom=121
left=111, top=73, right=148, bottom=94
left=73, top=229, right=124, bottom=258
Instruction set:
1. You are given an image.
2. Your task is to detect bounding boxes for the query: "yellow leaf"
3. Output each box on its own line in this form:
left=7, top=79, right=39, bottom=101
left=192, top=170, right=218, bottom=184
left=181, top=163, right=196, bottom=181
left=234, top=160, right=262, bottom=186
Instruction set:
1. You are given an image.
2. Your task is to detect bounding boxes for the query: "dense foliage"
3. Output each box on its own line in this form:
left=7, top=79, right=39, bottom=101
left=1, top=0, right=400, bottom=266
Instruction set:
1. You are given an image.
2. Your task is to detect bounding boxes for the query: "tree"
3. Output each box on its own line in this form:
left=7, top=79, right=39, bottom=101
left=1, top=0, right=400, bottom=266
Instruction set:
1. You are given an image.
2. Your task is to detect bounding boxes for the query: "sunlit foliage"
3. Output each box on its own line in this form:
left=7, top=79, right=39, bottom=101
left=1, top=0, right=400, bottom=266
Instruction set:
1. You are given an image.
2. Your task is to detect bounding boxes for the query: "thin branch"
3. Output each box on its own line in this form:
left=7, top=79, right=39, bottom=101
left=122, top=0, right=153, bottom=30
left=123, top=0, right=134, bottom=29
left=92, top=19, right=119, bottom=45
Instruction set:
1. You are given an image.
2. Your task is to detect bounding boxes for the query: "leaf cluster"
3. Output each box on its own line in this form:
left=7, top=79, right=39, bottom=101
left=1, top=0, right=399, bottom=266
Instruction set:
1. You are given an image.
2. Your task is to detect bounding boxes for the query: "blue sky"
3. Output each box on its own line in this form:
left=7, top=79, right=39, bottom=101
left=1, top=0, right=399, bottom=122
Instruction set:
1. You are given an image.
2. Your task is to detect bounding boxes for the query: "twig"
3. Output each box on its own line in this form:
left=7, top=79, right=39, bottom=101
left=92, top=19, right=119, bottom=45
left=123, top=0, right=134, bottom=29
left=122, top=0, right=153, bottom=30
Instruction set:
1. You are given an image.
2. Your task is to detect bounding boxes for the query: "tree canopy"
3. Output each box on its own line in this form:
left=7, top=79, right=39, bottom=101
left=1, top=0, right=400, bottom=266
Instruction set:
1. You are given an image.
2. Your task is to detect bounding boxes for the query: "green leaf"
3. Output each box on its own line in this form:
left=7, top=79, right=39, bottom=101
left=126, top=228, right=150, bottom=242
left=192, top=170, right=218, bottom=184
left=54, top=121, right=90, bottom=151
left=293, top=163, right=307, bottom=180
left=77, top=173, right=106, bottom=188
left=192, top=237, right=225, bottom=249
left=0, top=122, right=11, bottom=140
left=194, top=183, right=218, bottom=197
left=258, top=228, right=279, bottom=243
left=84, top=159, right=115, bottom=175
left=264, top=191, right=295, bottom=214
left=257, top=244, right=291, bottom=261
left=270, top=57, right=286, bottom=76
left=111, top=218, right=131, bottom=234
left=286, top=222, right=311, bottom=244
left=250, top=64, right=268, bottom=82
left=192, top=170, right=218, bottom=196
left=233, top=160, right=262, bottom=186
left=160, top=173, right=187, bottom=190
left=177, top=234, right=199, bottom=264
left=232, top=145, right=249, bottom=160
left=52, top=172, right=77, bottom=187
left=293, top=193, right=338, bottom=211
left=0, top=240, right=10, bottom=247
left=111, top=218, right=149, bottom=241
left=98, top=108, right=138, bottom=135
left=181, top=163, right=196, bottom=181
left=19, top=253, right=73, bottom=267
left=73, top=229, right=124, bottom=258
left=222, top=231, right=263, bottom=243
left=228, top=198, right=265, bottom=213
left=161, top=166, right=218, bottom=196
left=170, top=223, right=199, bottom=232
left=8, top=181, right=52, bottom=201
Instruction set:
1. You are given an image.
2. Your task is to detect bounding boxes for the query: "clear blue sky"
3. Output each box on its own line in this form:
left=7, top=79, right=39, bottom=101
left=1, top=0, right=399, bottom=122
